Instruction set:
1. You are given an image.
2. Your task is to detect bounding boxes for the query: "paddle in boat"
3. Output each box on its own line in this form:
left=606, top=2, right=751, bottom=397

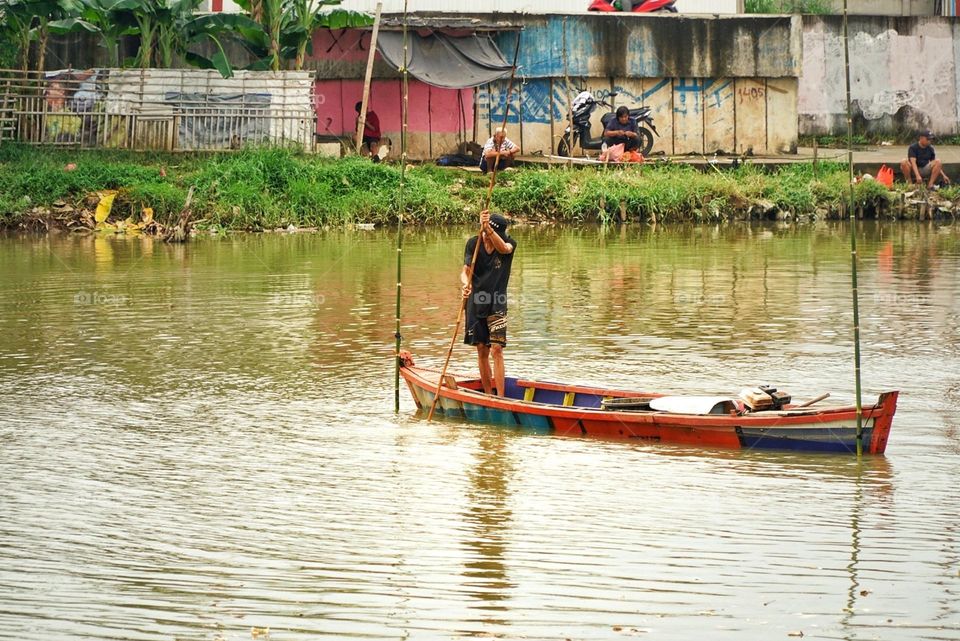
left=398, top=352, right=898, bottom=455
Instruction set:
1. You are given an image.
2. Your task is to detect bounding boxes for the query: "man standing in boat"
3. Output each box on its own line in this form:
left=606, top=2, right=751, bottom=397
left=460, top=211, right=517, bottom=397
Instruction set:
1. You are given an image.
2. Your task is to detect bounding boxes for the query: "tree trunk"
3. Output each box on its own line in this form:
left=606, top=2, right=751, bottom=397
left=295, top=42, right=307, bottom=71
left=37, top=22, right=49, bottom=73
left=105, top=39, right=119, bottom=68
left=18, top=31, right=31, bottom=74
left=271, top=31, right=281, bottom=71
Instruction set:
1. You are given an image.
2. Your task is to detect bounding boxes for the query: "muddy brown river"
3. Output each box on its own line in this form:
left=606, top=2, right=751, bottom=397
left=1, top=222, right=958, bottom=640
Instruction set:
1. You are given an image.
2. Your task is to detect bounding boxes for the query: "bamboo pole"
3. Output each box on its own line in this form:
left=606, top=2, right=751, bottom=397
left=843, top=0, right=865, bottom=456
left=356, top=2, right=383, bottom=155
left=394, top=0, right=408, bottom=413
left=562, top=16, right=574, bottom=168
left=813, top=137, right=819, bottom=180
left=426, top=33, right=523, bottom=421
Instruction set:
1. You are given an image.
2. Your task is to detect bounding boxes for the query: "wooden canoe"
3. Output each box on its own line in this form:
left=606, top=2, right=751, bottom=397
left=398, top=353, right=897, bottom=455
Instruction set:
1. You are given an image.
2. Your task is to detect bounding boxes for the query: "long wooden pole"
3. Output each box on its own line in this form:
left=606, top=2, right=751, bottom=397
left=356, top=2, right=383, bottom=155
left=393, top=0, right=408, bottom=413
left=426, top=32, right=523, bottom=421
left=562, top=16, right=574, bottom=167
left=843, top=0, right=865, bottom=456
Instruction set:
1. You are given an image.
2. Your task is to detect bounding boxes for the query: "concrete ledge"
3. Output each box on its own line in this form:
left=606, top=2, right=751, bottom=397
left=821, top=0, right=937, bottom=16
left=517, top=145, right=960, bottom=179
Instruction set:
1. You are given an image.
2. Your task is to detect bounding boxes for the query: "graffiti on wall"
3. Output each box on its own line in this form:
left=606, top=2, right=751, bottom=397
left=483, top=77, right=738, bottom=126
left=475, top=74, right=788, bottom=156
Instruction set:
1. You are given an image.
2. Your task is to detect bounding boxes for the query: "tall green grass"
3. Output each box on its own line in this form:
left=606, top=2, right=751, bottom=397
left=0, top=144, right=922, bottom=229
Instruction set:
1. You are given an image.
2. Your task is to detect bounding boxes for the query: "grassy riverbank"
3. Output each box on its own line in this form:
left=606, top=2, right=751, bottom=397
left=0, top=144, right=956, bottom=232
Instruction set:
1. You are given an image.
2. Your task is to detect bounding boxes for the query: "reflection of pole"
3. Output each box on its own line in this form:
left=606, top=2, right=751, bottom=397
left=356, top=2, right=383, bottom=155
left=843, top=0, right=865, bottom=455
left=843, top=460, right=864, bottom=624
left=393, top=0, right=408, bottom=413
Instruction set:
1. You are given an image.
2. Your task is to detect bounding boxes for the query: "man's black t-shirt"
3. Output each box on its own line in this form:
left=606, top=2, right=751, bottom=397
left=908, top=142, right=935, bottom=169
left=464, top=234, right=517, bottom=318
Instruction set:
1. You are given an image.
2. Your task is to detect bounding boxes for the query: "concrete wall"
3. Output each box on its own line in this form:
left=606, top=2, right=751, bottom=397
left=492, top=14, right=801, bottom=79
left=308, top=13, right=802, bottom=158
left=474, top=76, right=797, bottom=156
left=799, top=16, right=960, bottom=136
left=820, top=0, right=937, bottom=15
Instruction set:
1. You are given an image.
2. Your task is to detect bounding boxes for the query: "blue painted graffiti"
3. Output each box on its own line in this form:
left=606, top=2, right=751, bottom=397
left=674, top=79, right=704, bottom=116
left=483, top=77, right=727, bottom=126
left=706, top=79, right=733, bottom=109
left=492, top=17, right=593, bottom=79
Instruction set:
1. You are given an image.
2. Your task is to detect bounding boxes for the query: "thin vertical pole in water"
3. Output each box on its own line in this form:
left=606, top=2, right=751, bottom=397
left=394, top=0, right=409, bottom=413
left=843, top=0, right=865, bottom=455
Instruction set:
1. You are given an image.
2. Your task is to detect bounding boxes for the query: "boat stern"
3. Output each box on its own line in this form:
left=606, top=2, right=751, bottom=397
left=868, top=391, right=898, bottom=454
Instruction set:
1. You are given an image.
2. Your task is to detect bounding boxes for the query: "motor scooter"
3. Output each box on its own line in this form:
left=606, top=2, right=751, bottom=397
left=588, top=0, right=678, bottom=12
left=557, top=91, right=659, bottom=157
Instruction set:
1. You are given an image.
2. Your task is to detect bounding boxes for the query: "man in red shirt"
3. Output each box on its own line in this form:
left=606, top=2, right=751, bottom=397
left=355, top=102, right=381, bottom=162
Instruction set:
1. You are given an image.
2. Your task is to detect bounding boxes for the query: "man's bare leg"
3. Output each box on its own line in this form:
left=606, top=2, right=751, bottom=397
left=477, top=344, right=493, bottom=394
left=928, top=159, right=944, bottom=188
left=490, top=344, right=506, bottom=397
left=900, top=159, right=913, bottom=183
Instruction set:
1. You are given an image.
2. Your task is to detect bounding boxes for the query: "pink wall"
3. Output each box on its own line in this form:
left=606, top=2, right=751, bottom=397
left=314, top=79, right=473, bottom=137
left=311, top=29, right=370, bottom=64
left=309, top=28, right=475, bottom=157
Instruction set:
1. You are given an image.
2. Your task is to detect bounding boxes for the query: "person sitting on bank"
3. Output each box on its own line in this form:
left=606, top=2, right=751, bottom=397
left=603, top=106, right=639, bottom=152
left=900, top=130, right=950, bottom=188
left=480, top=128, right=519, bottom=173
left=355, top=101, right=381, bottom=162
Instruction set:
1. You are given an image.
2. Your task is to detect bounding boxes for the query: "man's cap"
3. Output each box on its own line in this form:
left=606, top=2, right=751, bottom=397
left=919, top=129, right=936, bottom=139
left=489, top=213, right=510, bottom=235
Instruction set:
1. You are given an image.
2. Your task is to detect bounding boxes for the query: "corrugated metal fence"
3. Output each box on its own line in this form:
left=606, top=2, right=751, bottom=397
left=0, top=68, right=316, bottom=151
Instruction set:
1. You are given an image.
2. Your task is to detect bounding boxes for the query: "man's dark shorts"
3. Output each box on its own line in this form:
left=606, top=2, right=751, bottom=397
left=465, top=312, right=507, bottom=347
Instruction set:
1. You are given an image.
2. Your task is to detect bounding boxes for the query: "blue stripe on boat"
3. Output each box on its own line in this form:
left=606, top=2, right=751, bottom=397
left=737, top=427, right=875, bottom=453
left=515, top=411, right=552, bottom=432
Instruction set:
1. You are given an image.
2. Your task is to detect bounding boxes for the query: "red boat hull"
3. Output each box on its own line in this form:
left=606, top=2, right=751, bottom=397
left=399, top=357, right=897, bottom=455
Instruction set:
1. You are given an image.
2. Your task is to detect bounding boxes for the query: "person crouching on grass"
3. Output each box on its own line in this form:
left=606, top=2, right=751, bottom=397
left=901, top=130, right=950, bottom=189
left=460, top=211, right=517, bottom=397
left=480, top=128, right=519, bottom=174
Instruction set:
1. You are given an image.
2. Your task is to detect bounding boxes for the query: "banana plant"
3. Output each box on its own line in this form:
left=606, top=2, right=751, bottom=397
left=288, top=0, right=371, bottom=70
left=234, top=0, right=371, bottom=71
left=181, top=10, right=265, bottom=77
left=48, top=0, right=141, bottom=67
left=134, top=0, right=262, bottom=77
left=0, top=0, right=66, bottom=72
left=0, top=0, right=36, bottom=72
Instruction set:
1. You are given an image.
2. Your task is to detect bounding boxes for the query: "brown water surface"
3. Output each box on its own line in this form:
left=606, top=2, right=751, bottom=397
left=1, top=222, right=958, bottom=640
